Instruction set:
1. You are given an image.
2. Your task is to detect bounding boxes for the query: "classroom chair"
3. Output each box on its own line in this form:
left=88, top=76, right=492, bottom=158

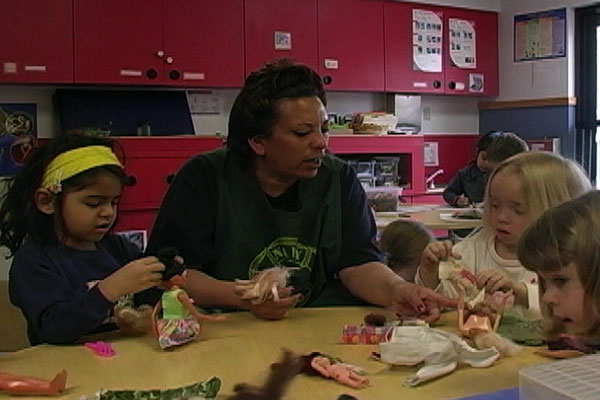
left=0, top=280, right=30, bottom=351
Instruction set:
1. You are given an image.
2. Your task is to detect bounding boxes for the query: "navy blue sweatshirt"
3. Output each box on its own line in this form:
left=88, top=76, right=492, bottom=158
left=9, top=235, right=159, bottom=345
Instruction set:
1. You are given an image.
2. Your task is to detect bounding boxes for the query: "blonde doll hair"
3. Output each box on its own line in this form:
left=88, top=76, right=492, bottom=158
left=482, top=152, right=591, bottom=230
left=518, top=190, right=600, bottom=339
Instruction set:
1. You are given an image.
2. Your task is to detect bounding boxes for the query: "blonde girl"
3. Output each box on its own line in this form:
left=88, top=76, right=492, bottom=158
left=417, top=152, right=591, bottom=315
left=518, top=190, right=600, bottom=341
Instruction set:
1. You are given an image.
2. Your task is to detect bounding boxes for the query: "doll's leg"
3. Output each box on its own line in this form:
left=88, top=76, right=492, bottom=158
left=0, top=370, right=66, bottom=395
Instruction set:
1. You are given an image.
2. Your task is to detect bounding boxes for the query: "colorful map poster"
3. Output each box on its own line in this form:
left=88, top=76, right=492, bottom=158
left=514, top=8, right=566, bottom=62
left=0, top=103, right=37, bottom=177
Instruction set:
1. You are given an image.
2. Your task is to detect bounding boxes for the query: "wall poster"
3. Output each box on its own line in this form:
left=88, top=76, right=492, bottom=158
left=0, top=103, right=37, bottom=177
left=514, top=8, right=566, bottom=62
left=413, top=9, right=443, bottom=73
left=449, top=18, right=476, bottom=69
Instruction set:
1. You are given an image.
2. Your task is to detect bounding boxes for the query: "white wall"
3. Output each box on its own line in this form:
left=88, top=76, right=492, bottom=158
left=498, top=0, right=597, bottom=101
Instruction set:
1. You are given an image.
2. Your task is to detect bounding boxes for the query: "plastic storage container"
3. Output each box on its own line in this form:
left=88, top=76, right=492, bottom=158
left=365, top=186, right=403, bottom=212
left=519, top=354, right=600, bottom=400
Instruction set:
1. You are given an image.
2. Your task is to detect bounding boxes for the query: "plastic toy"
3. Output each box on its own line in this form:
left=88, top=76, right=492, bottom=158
left=153, top=272, right=224, bottom=349
left=299, top=352, right=368, bottom=389
left=0, top=370, right=67, bottom=396
left=234, top=267, right=296, bottom=305
left=84, top=341, right=116, bottom=358
left=457, top=289, right=520, bottom=357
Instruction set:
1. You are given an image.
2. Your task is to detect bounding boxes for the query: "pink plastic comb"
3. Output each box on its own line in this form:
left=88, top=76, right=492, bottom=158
left=84, top=341, right=116, bottom=357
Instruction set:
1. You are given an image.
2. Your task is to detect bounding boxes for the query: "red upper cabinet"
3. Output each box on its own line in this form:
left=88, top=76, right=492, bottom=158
left=384, top=2, right=445, bottom=94
left=317, top=0, right=385, bottom=91
left=444, top=7, right=498, bottom=96
left=245, top=0, right=319, bottom=74
left=163, top=0, right=244, bottom=87
left=74, top=0, right=164, bottom=85
left=0, top=0, right=73, bottom=83
left=74, top=0, right=244, bottom=87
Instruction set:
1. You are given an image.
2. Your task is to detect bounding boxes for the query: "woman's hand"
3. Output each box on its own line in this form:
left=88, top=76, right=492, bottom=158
left=99, top=256, right=165, bottom=302
left=390, top=281, right=457, bottom=323
left=247, top=287, right=301, bottom=320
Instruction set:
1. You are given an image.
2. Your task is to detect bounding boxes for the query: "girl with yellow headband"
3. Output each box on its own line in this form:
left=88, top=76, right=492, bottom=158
left=0, top=133, right=165, bottom=345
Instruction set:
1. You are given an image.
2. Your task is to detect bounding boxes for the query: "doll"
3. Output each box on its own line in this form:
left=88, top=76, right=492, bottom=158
left=0, top=370, right=67, bottom=396
left=457, top=290, right=520, bottom=356
left=114, top=247, right=186, bottom=336
left=234, top=267, right=296, bottom=305
left=152, top=271, right=224, bottom=349
left=301, top=352, right=369, bottom=389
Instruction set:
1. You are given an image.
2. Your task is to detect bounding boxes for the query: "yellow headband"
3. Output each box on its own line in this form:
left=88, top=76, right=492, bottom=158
left=40, top=146, right=123, bottom=193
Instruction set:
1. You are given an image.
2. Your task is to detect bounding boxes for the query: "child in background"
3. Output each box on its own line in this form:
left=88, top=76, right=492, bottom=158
left=379, top=220, right=434, bottom=282
left=518, top=191, right=600, bottom=343
left=443, top=131, right=528, bottom=207
left=417, top=152, right=591, bottom=316
left=0, top=133, right=165, bottom=345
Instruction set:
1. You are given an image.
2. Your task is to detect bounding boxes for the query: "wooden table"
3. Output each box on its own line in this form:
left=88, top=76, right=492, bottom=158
left=0, top=307, right=549, bottom=400
left=376, top=206, right=483, bottom=231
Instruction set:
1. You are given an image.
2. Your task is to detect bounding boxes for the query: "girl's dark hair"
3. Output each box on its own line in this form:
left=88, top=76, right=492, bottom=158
left=0, top=133, right=126, bottom=256
left=476, top=130, right=502, bottom=152
left=227, top=58, right=326, bottom=158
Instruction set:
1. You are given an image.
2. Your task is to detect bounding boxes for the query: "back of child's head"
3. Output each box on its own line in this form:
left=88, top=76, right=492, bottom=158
left=518, top=190, right=600, bottom=338
left=380, top=219, right=434, bottom=281
left=476, top=130, right=503, bottom=153
left=482, top=151, right=591, bottom=228
left=485, top=132, right=529, bottom=164
left=0, top=133, right=126, bottom=255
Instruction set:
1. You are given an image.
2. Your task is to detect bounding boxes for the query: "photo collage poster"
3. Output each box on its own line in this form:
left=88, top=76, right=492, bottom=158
left=0, top=103, right=37, bottom=177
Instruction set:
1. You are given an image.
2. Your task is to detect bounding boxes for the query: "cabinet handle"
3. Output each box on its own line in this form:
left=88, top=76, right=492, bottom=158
left=433, top=80, right=441, bottom=89
left=168, top=70, right=180, bottom=80
left=448, top=81, right=456, bottom=90
left=166, top=173, right=175, bottom=184
left=166, top=56, right=174, bottom=64
left=126, top=175, right=138, bottom=186
left=323, top=75, right=333, bottom=85
left=156, top=50, right=164, bottom=58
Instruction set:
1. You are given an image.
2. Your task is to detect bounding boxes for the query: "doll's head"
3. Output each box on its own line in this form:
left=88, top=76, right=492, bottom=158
left=380, top=220, right=434, bottom=282
left=156, top=246, right=186, bottom=280
left=0, top=133, right=127, bottom=253
left=481, top=152, right=591, bottom=251
left=519, top=190, right=600, bottom=340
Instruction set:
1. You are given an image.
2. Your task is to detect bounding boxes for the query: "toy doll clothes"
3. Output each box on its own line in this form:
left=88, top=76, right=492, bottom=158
left=156, top=288, right=200, bottom=349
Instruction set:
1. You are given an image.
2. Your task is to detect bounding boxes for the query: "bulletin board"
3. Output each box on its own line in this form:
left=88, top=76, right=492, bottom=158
left=514, top=8, right=566, bottom=62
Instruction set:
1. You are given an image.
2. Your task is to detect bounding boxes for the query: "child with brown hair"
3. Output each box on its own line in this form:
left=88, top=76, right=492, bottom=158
left=518, top=190, right=600, bottom=344
left=379, top=219, right=434, bottom=282
left=443, top=131, right=528, bottom=207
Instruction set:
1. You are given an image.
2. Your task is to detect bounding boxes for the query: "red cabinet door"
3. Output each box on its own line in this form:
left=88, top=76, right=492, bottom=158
left=0, top=0, right=73, bottom=83
left=245, top=0, right=319, bottom=74
left=318, top=0, right=384, bottom=91
left=444, top=8, right=498, bottom=96
left=384, top=2, right=445, bottom=94
left=74, top=0, right=164, bottom=85
left=164, top=0, right=244, bottom=87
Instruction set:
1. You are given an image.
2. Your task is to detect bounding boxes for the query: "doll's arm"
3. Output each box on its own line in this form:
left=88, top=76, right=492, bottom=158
left=0, top=370, right=67, bottom=396
left=177, top=291, right=225, bottom=322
